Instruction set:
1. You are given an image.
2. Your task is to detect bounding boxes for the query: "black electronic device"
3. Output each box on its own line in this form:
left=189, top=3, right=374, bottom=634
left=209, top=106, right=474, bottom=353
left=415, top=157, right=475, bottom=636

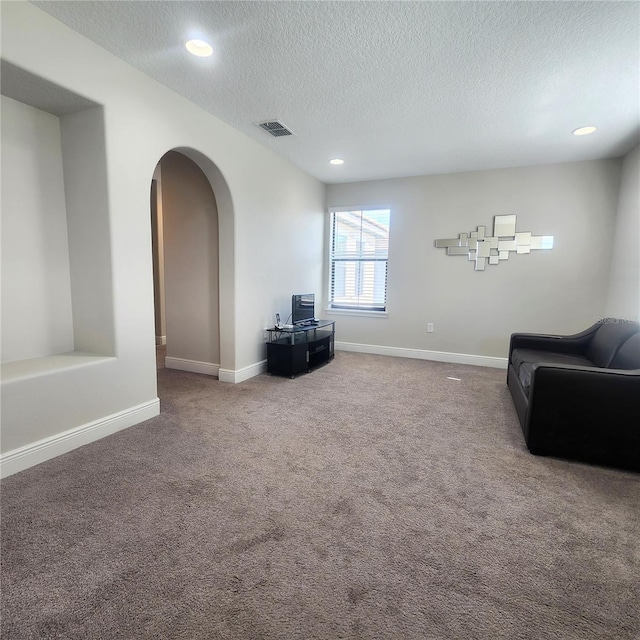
left=292, top=293, right=315, bottom=325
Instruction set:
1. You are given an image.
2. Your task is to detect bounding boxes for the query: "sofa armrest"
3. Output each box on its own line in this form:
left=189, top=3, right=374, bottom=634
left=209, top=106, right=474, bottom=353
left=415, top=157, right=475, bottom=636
left=525, top=363, right=640, bottom=470
left=509, top=322, right=601, bottom=360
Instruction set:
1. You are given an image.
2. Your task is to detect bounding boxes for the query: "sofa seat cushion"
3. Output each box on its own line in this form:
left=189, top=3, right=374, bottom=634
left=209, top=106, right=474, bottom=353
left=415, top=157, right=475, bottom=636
left=511, top=348, right=593, bottom=374
left=518, top=363, right=536, bottom=394
left=512, top=349, right=594, bottom=396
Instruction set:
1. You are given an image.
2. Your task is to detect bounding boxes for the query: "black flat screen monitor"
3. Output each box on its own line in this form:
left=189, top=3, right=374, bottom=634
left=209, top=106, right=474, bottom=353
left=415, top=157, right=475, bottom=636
left=292, top=294, right=315, bottom=325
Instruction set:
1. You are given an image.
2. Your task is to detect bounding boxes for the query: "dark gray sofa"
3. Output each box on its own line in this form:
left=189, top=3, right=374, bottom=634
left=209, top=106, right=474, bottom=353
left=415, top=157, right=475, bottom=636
left=507, top=319, right=640, bottom=471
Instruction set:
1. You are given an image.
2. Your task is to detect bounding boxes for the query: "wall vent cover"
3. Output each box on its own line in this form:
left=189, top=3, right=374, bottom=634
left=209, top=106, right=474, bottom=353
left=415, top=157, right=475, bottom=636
left=256, top=120, right=294, bottom=137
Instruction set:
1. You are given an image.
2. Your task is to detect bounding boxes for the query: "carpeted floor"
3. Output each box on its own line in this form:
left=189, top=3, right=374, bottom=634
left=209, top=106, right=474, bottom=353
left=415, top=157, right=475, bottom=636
left=1, top=352, right=638, bottom=639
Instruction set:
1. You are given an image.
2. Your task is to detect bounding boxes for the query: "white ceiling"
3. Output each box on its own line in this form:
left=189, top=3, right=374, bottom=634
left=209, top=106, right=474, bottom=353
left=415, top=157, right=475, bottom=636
left=30, top=1, right=640, bottom=184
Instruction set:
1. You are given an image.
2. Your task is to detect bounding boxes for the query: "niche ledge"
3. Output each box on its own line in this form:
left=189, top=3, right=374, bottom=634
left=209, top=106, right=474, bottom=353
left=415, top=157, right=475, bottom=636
left=1, top=352, right=115, bottom=384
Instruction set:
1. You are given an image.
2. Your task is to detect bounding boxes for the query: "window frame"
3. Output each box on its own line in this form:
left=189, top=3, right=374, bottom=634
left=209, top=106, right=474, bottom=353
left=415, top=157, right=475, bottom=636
left=326, top=207, right=391, bottom=316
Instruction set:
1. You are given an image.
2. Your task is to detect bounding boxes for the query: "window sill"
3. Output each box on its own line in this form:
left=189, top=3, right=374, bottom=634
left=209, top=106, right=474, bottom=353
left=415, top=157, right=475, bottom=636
left=324, top=308, right=388, bottom=319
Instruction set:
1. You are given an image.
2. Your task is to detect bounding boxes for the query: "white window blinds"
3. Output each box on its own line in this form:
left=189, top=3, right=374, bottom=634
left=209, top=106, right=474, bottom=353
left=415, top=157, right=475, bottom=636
left=329, top=209, right=390, bottom=311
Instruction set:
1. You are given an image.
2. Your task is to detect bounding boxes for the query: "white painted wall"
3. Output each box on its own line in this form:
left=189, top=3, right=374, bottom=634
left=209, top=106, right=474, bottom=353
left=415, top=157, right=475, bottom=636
left=234, top=164, right=326, bottom=340
left=0, top=3, right=324, bottom=471
left=161, top=151, right=219, bottom=367
left=606, top=144, right=640, bottom=321
left=1, top=96, right=74, bottom=362
left=60, top=105, right=115, bottom=355
left=326, top=159, right=623, bottom=358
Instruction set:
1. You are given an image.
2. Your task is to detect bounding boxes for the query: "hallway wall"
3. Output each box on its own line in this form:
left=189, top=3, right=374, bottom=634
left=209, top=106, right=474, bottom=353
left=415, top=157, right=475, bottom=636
left=161, top=151, right=220, bottom=371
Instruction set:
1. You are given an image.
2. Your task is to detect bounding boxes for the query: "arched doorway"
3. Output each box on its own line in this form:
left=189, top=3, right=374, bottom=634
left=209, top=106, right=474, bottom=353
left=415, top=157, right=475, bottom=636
left=150, top=148, right=235, bottom=378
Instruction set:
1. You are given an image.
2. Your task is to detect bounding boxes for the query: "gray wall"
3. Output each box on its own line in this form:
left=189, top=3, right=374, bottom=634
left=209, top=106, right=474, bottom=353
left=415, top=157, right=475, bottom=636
left=150, top=171, right=166, bottom=343
left=606, top=144, right=640, bottom=320
left=161, top=151, right=220, bottom=367
left=326, top=159, right=623, bottom=359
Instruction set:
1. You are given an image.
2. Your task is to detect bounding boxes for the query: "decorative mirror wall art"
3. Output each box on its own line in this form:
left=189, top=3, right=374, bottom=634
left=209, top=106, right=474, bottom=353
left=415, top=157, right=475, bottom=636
left=435, top=215, right=553, bottom=271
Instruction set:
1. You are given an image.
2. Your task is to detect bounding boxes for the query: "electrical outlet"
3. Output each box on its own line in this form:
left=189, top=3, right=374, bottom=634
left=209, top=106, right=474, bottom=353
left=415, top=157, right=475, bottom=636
left=427, top=323, right=434, bottom=333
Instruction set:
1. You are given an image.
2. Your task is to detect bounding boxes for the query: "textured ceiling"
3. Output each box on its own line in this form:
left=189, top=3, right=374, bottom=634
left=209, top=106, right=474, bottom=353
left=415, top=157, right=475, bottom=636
left=30, top=1, right=640, bottom=183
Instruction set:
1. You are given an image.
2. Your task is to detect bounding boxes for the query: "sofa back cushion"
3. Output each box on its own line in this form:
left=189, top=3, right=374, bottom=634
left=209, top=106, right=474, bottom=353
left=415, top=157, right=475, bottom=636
left=610, top=332, right=640, bottom=370
left=586, top=321, right=640, bottom=367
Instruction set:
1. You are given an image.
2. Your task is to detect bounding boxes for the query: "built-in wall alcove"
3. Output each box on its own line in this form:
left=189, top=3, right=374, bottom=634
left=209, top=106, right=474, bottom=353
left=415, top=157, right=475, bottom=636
left=1, top=60, right=114, bottom=381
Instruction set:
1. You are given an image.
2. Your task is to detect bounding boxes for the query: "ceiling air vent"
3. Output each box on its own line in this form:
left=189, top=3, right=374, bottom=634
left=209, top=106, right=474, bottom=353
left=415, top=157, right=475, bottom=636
left=256, top=120, right=294, bottom=137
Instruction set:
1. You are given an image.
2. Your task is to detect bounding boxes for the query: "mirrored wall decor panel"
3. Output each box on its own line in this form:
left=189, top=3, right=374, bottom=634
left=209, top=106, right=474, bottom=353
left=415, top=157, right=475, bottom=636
left=435, top=215, right=553, bottom=271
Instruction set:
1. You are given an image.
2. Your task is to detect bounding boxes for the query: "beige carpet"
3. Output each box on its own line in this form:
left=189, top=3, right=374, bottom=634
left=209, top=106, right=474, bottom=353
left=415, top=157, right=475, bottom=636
left=2, top=352, right=638, bottom=639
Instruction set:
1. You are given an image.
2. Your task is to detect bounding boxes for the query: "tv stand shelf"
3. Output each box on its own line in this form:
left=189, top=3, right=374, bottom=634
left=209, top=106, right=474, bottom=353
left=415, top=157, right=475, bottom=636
left=266, top=320, right=335, bottom=378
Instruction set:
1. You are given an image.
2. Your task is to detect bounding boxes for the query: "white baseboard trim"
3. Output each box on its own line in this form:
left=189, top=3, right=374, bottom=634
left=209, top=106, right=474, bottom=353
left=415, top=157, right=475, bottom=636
left=155, top=335, right=166, bottom=346
left=335, top=341, right=508, bottom=369
left=0, top=398, right=160, bottom=479
left=218, top=359, right=267, bottom=384
left=165, top=357, right=219, bottom=377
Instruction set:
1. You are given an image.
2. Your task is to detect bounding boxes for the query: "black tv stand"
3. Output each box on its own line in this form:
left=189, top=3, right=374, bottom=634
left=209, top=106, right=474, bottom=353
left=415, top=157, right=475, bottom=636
left=266, top=320, right=335, bottom=378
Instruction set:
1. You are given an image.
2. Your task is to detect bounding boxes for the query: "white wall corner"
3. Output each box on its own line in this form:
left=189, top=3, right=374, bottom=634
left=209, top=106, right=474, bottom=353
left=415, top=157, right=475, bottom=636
left=335, top=341, right=508, bottom=369
left=164, top=357, right=219, bottom=376
left=0, top=398, right=160, bottom=479
left=218, top=360, right=267, bottom=383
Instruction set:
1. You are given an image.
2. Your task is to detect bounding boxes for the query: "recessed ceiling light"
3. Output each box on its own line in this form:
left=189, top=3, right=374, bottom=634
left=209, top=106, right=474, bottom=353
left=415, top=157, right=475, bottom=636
left=329, top=158, right=345, bottom=165
left=185, top=39, right=213, bottom=57
left=572, top=126, right=597, bottom=136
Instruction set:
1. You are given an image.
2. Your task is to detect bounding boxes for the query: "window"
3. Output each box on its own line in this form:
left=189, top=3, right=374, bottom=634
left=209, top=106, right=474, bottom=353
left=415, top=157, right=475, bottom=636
left=329, top=208, right=390, bottom=312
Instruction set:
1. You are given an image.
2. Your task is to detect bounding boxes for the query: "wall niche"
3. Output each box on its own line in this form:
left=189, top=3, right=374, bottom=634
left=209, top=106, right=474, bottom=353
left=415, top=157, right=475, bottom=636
left=1, top=61, right=114, bottom=377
